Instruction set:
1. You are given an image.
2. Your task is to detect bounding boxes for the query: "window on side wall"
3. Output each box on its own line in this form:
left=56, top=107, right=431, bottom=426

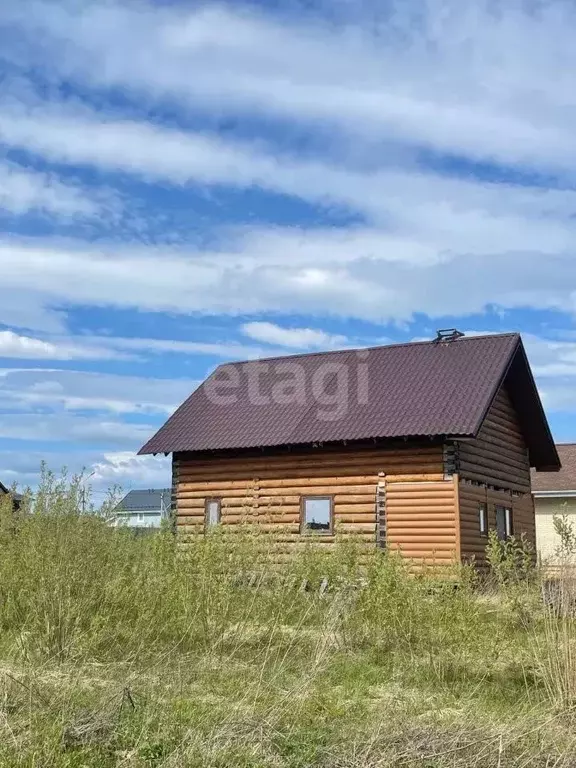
left=301, top=496, right=333, bottom=535
left=505, top=508, right=513, bottom=538
left=495, top=506, right=513, bottom=541
left=478, top=503, right=488, bottom=537
left=205, top=498, right=221, bottom=529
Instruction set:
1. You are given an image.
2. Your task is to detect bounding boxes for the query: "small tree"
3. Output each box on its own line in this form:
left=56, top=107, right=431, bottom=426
left=553, top=512, right=576, bottom=564
left=486, top=530, right=536, bottom=587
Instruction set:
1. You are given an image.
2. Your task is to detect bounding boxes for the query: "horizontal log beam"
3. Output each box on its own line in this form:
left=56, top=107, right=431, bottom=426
left=177, top=463, right=443, bottom=482
left=387, top=511, right=455, bottom=520
left=179, top=445, right=442, bottom=469
left=178, top=474, right=379, bottom=489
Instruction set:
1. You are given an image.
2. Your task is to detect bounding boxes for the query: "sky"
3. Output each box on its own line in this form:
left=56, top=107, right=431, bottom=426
left=1, top=0, right=576, bottom=495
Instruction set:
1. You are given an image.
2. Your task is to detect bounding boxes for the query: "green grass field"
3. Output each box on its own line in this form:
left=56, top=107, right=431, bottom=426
left=1, top=472, right=576, bottom=767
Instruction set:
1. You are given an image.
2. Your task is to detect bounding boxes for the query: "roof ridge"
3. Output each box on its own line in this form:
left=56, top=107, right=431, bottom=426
left=125, top=488, right=171, bottom=493
left=213, top=331, right=521, bottom=369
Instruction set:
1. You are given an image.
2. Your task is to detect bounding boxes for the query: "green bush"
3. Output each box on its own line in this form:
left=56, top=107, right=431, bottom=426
left=486, top=530, right=537, bottom=587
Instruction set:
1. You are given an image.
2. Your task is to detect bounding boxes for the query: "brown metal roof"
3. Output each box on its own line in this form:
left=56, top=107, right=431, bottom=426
left=532, top=444, right=576, bottom=492
left=139, top=332, right=559, bottom=471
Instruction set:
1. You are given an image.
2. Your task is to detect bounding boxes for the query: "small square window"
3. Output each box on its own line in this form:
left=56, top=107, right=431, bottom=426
left=301, top=496, right=333, bottom=534
left=205, top=498, right=221, bottom=528
left=137, top=513, right=144, bottom=522
left=478, top=503, right=488, bottom=537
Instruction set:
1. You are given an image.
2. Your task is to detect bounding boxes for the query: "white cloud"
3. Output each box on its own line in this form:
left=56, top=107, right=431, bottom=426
left=0, top=104, right=287, bottom=191
left=0, top=232, right=575, bottom=329
left=0, top=413, right=153, bottom=446
left=517, top=333, right=576, bottom=414
left=522, top=334, right=576, bottom=379
left=5, top=0, right=576, bottom=175
left=1, top=88, right=576, bottom=333
left=0, top=329, right=275, bottom=363
left=0, top=450, right=170, bottom=494
left=95, top=335, right=284, bottom=360
left=0, top=328, right=284, bottom=362
left=0, top=330, right=129, bottom=361
left=241, top=321, right=347, bottom=349
left=3, top=98, right=576, bottom=249
left=0, top=162, right=103, bottom=219
left=0, top=368, right=197, bottom=415
left=0, top=291, right=68, bottom=334
left=90, top=452, right=170, bottom=489
left=2, top=4, right=576, bottom=331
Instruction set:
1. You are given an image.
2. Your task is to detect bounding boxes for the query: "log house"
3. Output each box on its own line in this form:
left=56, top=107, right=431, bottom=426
left=140, top=331, right=560, bottom=566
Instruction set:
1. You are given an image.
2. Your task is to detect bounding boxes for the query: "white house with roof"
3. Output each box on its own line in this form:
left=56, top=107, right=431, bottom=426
left=113, top=488, right=170, bottom=529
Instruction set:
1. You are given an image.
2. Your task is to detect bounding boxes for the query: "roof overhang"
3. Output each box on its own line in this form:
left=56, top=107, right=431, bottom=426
left=533, top=490, right=576, bottom=499
left=497, top=341, right=561, bottom=472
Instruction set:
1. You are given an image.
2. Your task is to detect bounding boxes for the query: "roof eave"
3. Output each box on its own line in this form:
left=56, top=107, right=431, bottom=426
left=144, top=432, right=476, bottom=458
left=470, top=336, right=560, bottom=472
left=533, top=489, right=576, bottom=498
left=534, top=464, right=562, bottom=473
left=512, top=341, right=561, bottom=471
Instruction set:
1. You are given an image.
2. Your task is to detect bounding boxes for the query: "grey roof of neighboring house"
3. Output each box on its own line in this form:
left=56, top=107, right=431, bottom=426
left=532, top=444, right=576, bottom=493
left=115, top=489, right=171, bottom=513
left=139, top=332, right=559, bottom=471
left=0, top=483, right=22, bottom=505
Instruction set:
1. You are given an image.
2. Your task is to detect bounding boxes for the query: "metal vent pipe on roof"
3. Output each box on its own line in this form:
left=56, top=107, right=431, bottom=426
left=434, top=329, right=465, bottom=343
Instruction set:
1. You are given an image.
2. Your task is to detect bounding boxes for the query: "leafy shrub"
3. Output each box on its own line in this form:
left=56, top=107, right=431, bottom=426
left=486, top=530, right=536, bottom=587
left=553, top=512, right=576, bottom=564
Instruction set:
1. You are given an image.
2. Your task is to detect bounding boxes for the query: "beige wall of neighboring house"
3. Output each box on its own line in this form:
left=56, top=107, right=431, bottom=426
left=532, top=444, right=576, bottom=568
left=534, top=495, right=576, bottom=566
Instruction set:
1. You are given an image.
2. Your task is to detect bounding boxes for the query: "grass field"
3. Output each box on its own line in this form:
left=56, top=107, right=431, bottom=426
left=1, top=473, right=576, bottom=767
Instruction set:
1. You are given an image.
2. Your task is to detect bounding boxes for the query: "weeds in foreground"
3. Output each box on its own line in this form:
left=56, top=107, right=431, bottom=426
left=0, top=474, right=575, bottom=765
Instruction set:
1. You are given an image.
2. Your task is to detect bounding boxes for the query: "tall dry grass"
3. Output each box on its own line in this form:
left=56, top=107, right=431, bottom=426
left=0, top=471, right=576, bottom=765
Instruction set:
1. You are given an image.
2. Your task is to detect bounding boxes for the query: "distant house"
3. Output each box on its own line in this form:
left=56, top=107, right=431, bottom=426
left=113, top=489, right=171, bottom=529
left=532, top=444, right=576, bottom=566
left=139, top=332, right=559, bottom=566
left=0, top=481, right=21, bottom=510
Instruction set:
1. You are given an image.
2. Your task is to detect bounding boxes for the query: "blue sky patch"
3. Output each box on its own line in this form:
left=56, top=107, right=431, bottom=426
left=0, top=0, right=575, bottom=490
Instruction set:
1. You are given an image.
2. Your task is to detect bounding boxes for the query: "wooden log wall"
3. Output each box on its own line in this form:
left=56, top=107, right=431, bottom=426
left=455, top=382, right=536, bottom=566
left=457, top=385, right=531, bottom=493
left=509, top=489, right=536, bottom=548
left=458, top=481, right=536, bottom=566
left=173, top=444, right=456, bottom=558
left=386, top=479, right=458, bottom=565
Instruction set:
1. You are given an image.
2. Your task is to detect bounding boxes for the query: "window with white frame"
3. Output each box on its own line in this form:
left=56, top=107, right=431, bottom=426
left=505, top=507, right=513, bottom=538
left=478, top=503, right=488, bottom=537
left=495, top=506, right=513, bottom=541
left=301, top=496, right=333, bottom=534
